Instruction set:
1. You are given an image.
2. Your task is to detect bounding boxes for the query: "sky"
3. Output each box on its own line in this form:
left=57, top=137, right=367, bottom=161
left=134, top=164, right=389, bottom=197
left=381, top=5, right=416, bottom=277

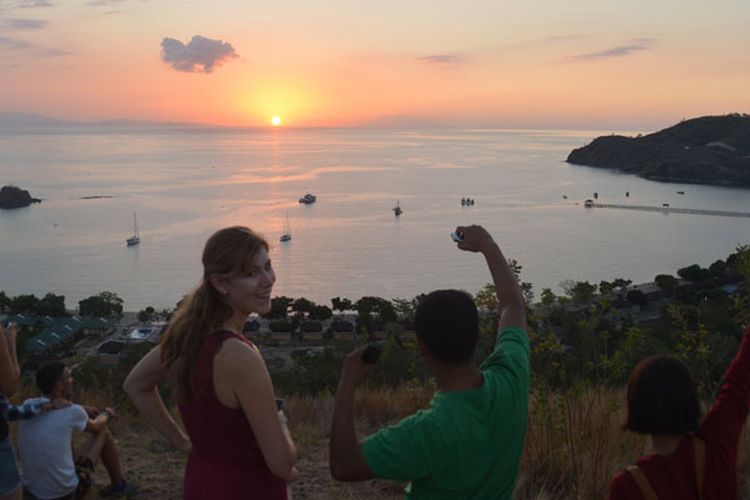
left=0, top=0, right=748, bottom=129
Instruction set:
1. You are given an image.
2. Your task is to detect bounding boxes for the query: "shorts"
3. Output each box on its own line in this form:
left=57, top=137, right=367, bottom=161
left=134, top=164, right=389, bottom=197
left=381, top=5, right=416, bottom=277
left=0, top=436, right=22, bottom=496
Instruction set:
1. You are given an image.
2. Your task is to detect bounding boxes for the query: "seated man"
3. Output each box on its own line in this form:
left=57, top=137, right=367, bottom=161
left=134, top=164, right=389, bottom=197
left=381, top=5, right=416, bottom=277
left=18, top=361, right=136, bottom=499
left=330, top=225, right=530, bottom=499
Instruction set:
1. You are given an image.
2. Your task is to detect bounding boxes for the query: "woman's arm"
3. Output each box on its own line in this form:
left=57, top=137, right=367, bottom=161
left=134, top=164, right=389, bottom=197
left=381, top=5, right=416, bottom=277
left=123, top=346, right=191, bottom=452
left=0, top=323, right=20, bottom=396
left=218, top=340, right=298, bottom=481
left=700, top=323, right=750, bottom=458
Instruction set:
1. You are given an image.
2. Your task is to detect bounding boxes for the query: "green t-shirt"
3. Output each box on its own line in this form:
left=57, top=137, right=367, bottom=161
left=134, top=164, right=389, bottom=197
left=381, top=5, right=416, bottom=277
left=362, top=326, right=530, bottom=500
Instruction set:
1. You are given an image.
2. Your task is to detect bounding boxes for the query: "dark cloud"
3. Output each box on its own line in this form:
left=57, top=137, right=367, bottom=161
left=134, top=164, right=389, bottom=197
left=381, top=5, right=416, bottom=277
left=416, top=54, right=465, bottom=65
left=6, top=18, right=47, bottom=30
left=571, top=39, right=655, bottom=60
left=161, top=35, right=238, bottom=74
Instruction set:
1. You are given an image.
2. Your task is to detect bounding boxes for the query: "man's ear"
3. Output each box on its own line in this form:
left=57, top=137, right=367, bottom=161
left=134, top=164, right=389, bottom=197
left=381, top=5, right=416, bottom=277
left=208, top=273, right=227, bottom=295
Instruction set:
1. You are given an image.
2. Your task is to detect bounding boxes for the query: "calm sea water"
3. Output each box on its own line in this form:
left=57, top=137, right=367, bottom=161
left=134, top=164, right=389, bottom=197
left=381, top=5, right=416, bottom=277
left=1, top=126, right=749, bottom=311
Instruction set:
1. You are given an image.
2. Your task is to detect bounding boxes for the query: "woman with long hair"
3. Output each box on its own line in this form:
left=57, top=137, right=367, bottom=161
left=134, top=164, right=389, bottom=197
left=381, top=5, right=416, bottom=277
left=125, top=226, right=297, bottom=499
left=608, top=322, right=750, bottom=499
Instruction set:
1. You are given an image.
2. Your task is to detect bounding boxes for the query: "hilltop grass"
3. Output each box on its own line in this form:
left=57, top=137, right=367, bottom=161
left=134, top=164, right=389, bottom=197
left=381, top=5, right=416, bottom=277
left=15, top=383, right=741, bottom=499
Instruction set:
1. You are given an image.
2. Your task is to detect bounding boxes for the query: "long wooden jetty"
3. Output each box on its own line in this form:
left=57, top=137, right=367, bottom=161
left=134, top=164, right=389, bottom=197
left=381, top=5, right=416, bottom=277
left=585, top=202, right=750, bottom=219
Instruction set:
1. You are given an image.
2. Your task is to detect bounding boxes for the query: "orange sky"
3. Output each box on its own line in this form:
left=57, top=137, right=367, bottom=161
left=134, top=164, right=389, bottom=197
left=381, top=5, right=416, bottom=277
left=0, top=1, right=748, bottom=129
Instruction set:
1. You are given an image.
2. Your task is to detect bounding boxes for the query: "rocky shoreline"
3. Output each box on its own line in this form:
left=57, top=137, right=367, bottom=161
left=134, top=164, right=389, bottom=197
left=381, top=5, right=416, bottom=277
left=566, top=114, right=750, bottom=188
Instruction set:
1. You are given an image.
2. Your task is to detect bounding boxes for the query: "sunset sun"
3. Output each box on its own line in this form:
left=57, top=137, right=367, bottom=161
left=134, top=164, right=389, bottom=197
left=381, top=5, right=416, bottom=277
left=271, top=116, right=282, bottom=127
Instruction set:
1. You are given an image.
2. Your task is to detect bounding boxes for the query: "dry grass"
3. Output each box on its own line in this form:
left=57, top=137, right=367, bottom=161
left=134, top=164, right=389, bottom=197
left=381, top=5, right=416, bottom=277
left=11, top=384, right=750, bottom=499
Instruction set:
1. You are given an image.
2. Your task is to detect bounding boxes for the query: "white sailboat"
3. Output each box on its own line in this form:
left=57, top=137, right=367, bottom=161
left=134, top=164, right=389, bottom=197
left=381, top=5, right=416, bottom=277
left=279, top=213, right=292, bottom=242
left=126, top=211, right=140, bottom=246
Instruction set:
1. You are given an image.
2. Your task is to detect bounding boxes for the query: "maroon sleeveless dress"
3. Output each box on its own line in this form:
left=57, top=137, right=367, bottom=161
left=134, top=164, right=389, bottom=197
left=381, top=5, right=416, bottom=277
left=179, top=330, right=287, bottom=499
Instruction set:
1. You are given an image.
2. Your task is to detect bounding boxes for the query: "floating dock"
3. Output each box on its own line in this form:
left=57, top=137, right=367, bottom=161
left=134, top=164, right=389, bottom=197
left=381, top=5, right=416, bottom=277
left=585, top=202, right=750, bottom=219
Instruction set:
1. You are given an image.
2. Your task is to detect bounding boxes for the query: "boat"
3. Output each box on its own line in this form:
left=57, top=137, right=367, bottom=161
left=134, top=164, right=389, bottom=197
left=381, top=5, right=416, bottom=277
left=677, top=191, right=685, bottom=195
left=126, top=211, right=140, bottom=246
left=279, top=213, right=292, bottom=242
left=298, top=193, right=317, bottom=204
left=393, top=200, right=402, bottom=216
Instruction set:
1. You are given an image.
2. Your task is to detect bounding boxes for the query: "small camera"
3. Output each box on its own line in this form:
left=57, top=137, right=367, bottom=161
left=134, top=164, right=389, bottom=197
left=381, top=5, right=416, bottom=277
left=450, top=231, right=464, bottom=243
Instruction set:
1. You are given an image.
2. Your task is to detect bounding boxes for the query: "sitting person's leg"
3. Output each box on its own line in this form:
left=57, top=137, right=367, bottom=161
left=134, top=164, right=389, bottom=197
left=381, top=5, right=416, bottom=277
left=75, top=429, right=134, bottom=497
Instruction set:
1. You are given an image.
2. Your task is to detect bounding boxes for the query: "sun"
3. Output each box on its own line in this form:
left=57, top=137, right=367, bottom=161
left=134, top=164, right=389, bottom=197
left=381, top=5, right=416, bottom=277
left=271, top=116, right=282, bottom=127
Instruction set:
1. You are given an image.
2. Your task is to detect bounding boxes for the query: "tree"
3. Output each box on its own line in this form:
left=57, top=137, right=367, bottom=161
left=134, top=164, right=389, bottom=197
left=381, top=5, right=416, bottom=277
left=78, top=291, right=123, bottom=317
left=331, top=297, right=353, bottom=314
left=474, top=284, right=497, bottom=311
left=0, top=291, right=10, bottom=313
left=508, top=259, right=534, bottom=304
left=137, top=306, right=156, bottom=324
left=626, top=290, right=648, bottom=306
left=654, top=274, right=679, bottom=291
left=9, top=294, right=40, bottom=315
left=263, top=296, right=293, bottom=319
left=37, top=293, right=67, bottom=317
left=540, top=288, right=557, bottom=307
left=677, top=264, right=712, bottom=283
left=291, top=297, right=315, bottom=314
left=598, top=280, right=615, bottom=296
left=309, top=305, right=333, bottom=321
left=562, top=281, right=597, bottom=303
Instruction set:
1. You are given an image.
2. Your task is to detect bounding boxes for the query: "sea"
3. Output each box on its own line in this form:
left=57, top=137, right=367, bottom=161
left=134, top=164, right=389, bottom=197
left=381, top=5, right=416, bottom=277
left=1, top=126, right=749, bottom=311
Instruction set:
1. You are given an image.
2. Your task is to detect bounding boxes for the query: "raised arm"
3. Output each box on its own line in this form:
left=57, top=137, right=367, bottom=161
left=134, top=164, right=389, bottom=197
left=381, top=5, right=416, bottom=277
left=329, top=345, right=378, bottom=481
left=0, top=323, right=21, bottom=396
left=123, top=346, right=191, bottom=452
left=455, top=225, right=527, bottom=333
left=700, top=323, right=750, bottom=458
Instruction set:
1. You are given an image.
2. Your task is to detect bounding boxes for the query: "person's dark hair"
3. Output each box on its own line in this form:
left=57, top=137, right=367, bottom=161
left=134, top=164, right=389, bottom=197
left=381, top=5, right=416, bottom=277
left=36, top=361, right=67, bottom=395
left=625, top=355, right=701, bottom=435
left=415, top=289, right=479, bottom=365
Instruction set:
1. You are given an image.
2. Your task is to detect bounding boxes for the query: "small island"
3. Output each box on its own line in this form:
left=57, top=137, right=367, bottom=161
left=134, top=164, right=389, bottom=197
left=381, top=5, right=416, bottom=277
left=567, top=114, right=750, bottom=187
left=0, top=185, right=41, bottom=209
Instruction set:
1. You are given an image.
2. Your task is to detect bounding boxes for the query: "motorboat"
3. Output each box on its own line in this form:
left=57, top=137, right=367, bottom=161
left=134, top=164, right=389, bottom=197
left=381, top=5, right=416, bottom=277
left=299, top=193, right=317, bottom=204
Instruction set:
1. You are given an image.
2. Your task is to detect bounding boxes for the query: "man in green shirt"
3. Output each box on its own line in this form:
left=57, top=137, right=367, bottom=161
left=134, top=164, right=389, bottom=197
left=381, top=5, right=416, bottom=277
left=330, top=225, right=529, bottom=499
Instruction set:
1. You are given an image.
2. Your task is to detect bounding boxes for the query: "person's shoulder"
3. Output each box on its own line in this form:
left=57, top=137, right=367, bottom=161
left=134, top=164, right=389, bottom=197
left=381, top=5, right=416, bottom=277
left=216, top=336, right=265, bottom=373
left=22, top=396, right=48, bottom=406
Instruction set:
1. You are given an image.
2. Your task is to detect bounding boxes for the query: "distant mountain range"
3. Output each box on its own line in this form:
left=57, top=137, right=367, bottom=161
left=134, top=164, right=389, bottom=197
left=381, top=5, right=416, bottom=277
left=0, top=112, right=196, bottom=129
left=567, top=114, right=750, bottom=187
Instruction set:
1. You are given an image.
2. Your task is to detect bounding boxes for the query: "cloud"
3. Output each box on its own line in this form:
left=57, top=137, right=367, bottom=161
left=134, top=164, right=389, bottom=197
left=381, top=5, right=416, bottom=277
left=416, top=54, right=465, bottom=65
left=5, top=18, right=47, bottom=30
left=87, top=0, right=127, bottom=6
left=161, top=35, right=239, bottom=73
left=0, top=36, right=32, bottom=49
left=571, top=38, right=655, bottom=60
left=17, top=0, right=54, bottom=7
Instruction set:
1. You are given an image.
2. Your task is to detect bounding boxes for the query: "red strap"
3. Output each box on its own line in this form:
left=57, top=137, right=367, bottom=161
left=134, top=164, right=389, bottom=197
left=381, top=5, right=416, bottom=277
left=627, top=465, right=659, bottom=500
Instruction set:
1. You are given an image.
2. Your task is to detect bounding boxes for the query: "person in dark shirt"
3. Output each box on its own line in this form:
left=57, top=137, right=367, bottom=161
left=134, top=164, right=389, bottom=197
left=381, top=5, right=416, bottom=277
left=609, top=322, right=750, bottom=499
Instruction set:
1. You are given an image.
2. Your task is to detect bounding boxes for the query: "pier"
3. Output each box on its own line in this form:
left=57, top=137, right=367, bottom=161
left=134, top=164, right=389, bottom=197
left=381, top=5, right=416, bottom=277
left=584, top=202, right=750, bottom=219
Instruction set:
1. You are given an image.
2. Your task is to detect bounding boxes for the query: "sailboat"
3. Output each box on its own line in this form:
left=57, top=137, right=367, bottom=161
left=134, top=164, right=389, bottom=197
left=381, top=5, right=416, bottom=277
left=126, top=211, right=140, bottom=246
left=279, top=213, right=292, bottom=242
left=392, top=200, right=402, bottom=217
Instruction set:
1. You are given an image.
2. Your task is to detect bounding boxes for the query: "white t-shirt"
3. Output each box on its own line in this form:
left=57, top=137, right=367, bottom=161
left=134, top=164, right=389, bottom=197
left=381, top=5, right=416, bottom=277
left=18, top=397, right=88, bottom=499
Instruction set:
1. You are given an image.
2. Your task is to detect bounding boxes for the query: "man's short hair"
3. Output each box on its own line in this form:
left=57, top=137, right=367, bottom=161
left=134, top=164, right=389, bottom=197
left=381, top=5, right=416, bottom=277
left=625, top=355, right=701, bottom=435
left=36, top=361, right=67, bottom=395
left=415, top=289, right=479, bottom=365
